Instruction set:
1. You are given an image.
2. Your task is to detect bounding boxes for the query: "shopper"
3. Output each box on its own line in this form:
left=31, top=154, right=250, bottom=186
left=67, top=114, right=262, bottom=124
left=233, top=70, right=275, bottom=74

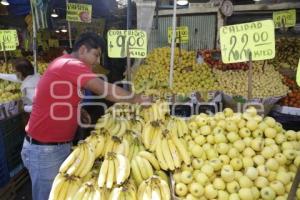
left=21, top=32, right=150, bottom=200
left=0, top=58, right=40, bottom=112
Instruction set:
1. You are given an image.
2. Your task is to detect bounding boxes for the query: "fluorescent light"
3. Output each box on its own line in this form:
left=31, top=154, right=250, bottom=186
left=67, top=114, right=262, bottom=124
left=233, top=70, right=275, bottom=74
left=61, top=26, right=67, bottom=33
left=1, top=0, right=9, bottom=6
left=177, top=0, right=188, bottom=6
left=55, top=30, right=60, bottom=33
left=51, top=9, right=59, bottom=18
left=253, top=0, right=261, bottom=1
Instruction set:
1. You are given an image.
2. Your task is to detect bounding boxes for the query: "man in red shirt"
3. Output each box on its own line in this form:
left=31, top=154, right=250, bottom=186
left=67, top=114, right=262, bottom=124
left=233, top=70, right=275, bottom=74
left=21, top=32, right=149, bottom=200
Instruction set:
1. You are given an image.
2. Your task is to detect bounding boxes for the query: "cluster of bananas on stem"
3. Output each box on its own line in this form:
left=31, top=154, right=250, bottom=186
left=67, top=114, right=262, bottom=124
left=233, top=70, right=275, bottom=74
left=109, top=179, right=138, bottom=200
left=137, top=176, right=171, bottom=200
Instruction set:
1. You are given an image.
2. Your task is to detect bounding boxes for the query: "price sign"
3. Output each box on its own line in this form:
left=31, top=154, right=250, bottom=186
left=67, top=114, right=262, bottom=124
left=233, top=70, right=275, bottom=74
left=220, top=20, right=275, bottom=63
left=273, top=9, right=296, bottom=29
left=297, top=59, right=300, bottom=87
left=107, top=30, right=147, bottom=58
left=48, top=39, right=59, bottom=48
left=66, top=3, right=92, bottom=23
left=0, top=30, right=19, bottom=51
left=167, top=26, right=189, bottom=44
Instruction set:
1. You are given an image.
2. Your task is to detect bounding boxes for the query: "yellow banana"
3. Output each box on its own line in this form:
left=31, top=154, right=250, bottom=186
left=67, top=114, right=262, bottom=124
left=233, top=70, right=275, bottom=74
left=104, top=137, right=115, bottom=155
left=138, top=151, right=160, bottom=170
left=144, top=182, right=152, bottom=200
left=59, top=146, right=80, bottom=173
left=161, top=138, right=175, bottom=170
left=116, top=120, right=127, bottom=137
left=151, top=103, right=159, bottom=121
left=171, top=135, right=191, bottom=165
left=67, top=144, right=85, bottom=176
left=137, top=181, right=148, bottom=200
left=66, top=179, right=81, bottom=200
left=81, top=187, right=91, bottom=200
left=57, top=178, right=69, bottom=200
left=178, top=118, right=188, bottom=136
left=142, top=122, right=153, bottom=149
left=109, top=187, right=122, bottom=200
left=131, top=158, right=144, bottom=185
left=75, top=144, right=88, bottom=177
left=74, top=185, right=88, bottom=200
left=151, top=183, right=162, bottom=200
left=158, top=178, right=171, bottom=200
left=154, top=170, right=169, bottom=185
left=155, top=137, right=168, bottom=170
left=135, top=156, right=153, bottom=180
left=98, top=159, right=109, bottom=187
left=115, top=153, right=130, bottom=185
left=167, top=138, right=182, bottom=169
left=149, top=127, right=160, bottom=152
left=110, top=121, right=121, bottom=136
left=95, top=115, right=109, bottom=129
left=49, top=174, right=65, bottom=200
left=106, top=159, right=115, bottom=188
left=79, top=144, right=95, bottom=177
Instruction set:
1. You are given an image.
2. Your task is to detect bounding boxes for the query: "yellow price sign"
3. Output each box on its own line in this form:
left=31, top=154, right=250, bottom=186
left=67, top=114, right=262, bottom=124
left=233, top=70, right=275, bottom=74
left=0, top=30, right=19, bottom=51
left=273, top=9, right=296, bottom=29
left=220, top=20, right=275, bottom=63
left=66, top=3, right=92, bottom=23
left=107, top=30, right=147, bottom=58
left=167, top=26, right=189, bottom=44
left=48, top=39, right=59, bottom=48
left=297, top=59, right=300, bottom=87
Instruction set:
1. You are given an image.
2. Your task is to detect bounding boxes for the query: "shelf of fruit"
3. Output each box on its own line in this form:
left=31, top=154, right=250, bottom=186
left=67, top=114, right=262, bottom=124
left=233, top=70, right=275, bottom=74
left=49, top=101, right=300, bottom=200
left=280, top=76, right=300, bottom=108
left=0, top=80, right=21, bottom=104
left=201, top=49, right=249, bottom=71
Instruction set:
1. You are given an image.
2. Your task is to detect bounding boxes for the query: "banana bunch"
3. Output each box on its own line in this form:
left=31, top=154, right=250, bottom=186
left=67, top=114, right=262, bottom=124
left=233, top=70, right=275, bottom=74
left=141, top=101, right=170, bottom=122
left=154, top=170, right=169, bottom=186
left=95, top=115, right=130, bottom=137
left=155, top=130, right=191, bottom=171
left=74, top=180, right=108, bottom=200
left=109, top=179, right=138, bottom=200
left=85, top=130, right=108, bottom=158
left=98, top=152, right=130, bottom=188
left=128, top=137, right=145, bottom=162
left=137, top=176, right=171, bottom=200
left=167, top=117, right=189, bottom=138
left=131, top=151, right=161, bottom=185
left=129, top=118, right=145, bottom=134
left=59, top=141, right=95, bottom=178
left=142, top=121, right=163, bottom=152
left=49, top=174, right=82, bottom=200
left=104, top=136, right=130, bottom=157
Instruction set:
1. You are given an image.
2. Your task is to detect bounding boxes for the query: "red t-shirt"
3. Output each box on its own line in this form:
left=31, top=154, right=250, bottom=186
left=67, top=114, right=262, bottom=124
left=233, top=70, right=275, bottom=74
left=26, top=54, right=96, bottom=142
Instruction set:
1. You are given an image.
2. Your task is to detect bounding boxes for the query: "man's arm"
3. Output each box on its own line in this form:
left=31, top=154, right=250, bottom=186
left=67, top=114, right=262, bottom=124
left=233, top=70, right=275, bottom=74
left=0, top=73, right=21, bottom=83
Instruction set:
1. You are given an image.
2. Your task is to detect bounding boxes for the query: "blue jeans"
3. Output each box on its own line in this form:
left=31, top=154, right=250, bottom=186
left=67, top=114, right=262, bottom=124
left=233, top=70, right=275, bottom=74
left=21, top=139, right=71, bottom=200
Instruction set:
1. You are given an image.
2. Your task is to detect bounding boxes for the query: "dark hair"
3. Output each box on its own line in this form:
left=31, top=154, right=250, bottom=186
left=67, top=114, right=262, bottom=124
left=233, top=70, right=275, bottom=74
left=13, top=58, right=34, bottom=79
left=72, top=32, right=105, bottom=52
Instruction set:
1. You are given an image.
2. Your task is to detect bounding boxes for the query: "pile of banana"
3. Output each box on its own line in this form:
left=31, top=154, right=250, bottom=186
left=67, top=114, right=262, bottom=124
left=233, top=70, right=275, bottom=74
left=137, top=176, right=171, bottom=200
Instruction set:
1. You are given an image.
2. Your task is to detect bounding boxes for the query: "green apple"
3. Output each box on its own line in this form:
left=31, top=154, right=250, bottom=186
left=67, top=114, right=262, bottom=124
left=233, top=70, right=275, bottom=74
left=204, top=184, right=217, bottom=199
left=275, top=133, right=286, bottom=144
left=255, top=176, right=269, bottom=189
left=213, top=178, right=226, bottom=190
left=238, top=176, right=253, bottom=188
left=252, top=129, right=264, bottom=138
left=216, top=143, right=230, bottom=154
left=226, top=181, right=240, bottom=194
left=227, top=132, right=240, bottom=143
left=175, top=182, right=188, bottom=197
left=265, top=158, right=279, bottom=171
left=243, top=147, right=256, bottom=157
left=258, top=165, right=270, bottom=177
left=206, top=135, right=215, bottom=144
left=270, top=180, right=285, bottom=195
left=246, top=119, right=258, bottom=131
left=214, top=133, right=227, bottom=144
left=191, top=144, right=204, bottom=158
left=264, top=127, right=277, bottom=139
left=274, top=153, right=287, bottom=165
left=230, top=158, right=243, bottom=171
left=200, top=125, right=211, bottom=135
left=218, top=190, right=229, bottom=200
left=260, top=187, right=276, bottom=200
left=239, top=127, right=251, bottom=138
left=233, top=140, right=246, bottom=152
left=245, top=167, right=258, bottom=180
left=194, top=135, right=206, bottom=145
left=210, top=159, right=222, bottom=171
left=219, top=155, right=230, bottom=165
left=195, top=172, right=209, bottom=185
left=228, top=148, right=240, bottom=159
left=189, top=182, right=204, bottom=197
left=286, top=130, right=297, bottom=141
left=226, top=121, right=238, bottom=132
left=192, top=158, right=204, bottom=170
left=264, top=117, right=276, bottom=127
left=253, top=155, right=265, bottom=166
left=201, top=164, right=214, bottom=177
left=181, top=170, right=193, bottom=184
left=221, top=165, right=235, bottom=182
left=261, top=147, right=274, bottom=159
left=276, top=171, right=290, bottom=185
left=242, top=157, right=254, bottom=168
left=238, top=188, right=253, bottom=200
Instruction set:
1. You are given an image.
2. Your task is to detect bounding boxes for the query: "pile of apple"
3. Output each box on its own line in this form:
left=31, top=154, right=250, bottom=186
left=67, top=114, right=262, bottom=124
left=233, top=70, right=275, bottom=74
left=173, top=107, right=300, bottom=200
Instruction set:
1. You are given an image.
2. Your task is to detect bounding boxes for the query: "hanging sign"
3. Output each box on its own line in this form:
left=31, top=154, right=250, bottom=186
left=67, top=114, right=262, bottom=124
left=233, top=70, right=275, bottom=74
left=168, top=26, right=189, bottom=44
left=107, top=30, right=147, bottom=58
left=66, top=3, right=92, bottom=23
left=220, top=20, right=275, bottom=63
left=273, top=9, right=296, bottom=29
left=0, top=30, right=19, bottom=51
left=48, top=39, right=59, bottom=48
left=297, top=59, right=300, bottom=87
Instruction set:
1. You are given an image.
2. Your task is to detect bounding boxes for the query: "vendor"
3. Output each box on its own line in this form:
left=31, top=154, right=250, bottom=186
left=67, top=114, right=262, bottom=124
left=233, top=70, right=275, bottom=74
left=21, top=32, right=151, bottom=200
left=0, top=58, right=40, bottom=112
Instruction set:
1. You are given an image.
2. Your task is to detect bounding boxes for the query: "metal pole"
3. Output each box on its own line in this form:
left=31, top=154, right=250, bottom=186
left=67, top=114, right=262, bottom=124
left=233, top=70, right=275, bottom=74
left=127, top=0, right=132, bottom=29
left=30, top=0, right=37, bottom=74
left=247, top=51, right=253, bottom=100
left=169, top=0, right=177, bottom=89
left=66, top=0, right=72, bottom=48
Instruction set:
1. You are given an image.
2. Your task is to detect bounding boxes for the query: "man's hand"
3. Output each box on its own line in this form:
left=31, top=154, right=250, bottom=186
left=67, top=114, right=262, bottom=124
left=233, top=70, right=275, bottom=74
left=133, top=94, right=153, bottom=106
left=80, top=108, right=91, bottom=125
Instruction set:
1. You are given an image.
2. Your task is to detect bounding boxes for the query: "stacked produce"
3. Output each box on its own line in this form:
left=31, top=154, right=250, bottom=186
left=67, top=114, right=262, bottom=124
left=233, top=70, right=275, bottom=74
left=49, top=101, right=300, bottom=200
left=214, top=62, right=289, bottom=98
left=269, top=37, right=300, bottom=71
left=37, top=62, right=47, bottom=74
left=280, top=75, right=300, bottom=108
left=133, top=47, right=219, bottom=96
left=0, top=80, right=21, bottom=103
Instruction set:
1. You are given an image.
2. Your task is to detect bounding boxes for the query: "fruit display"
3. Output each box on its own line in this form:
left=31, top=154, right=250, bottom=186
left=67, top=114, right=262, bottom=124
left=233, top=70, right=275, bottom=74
left=201, top=49, right=249, bottom=71
left=214, top=61, right=289, bottom=98
left=49, top=101, right=300, bottom=200
left=0, top=80, right=21, bottom=103
left=37, top=62, right=47, bottom=74
left=269, top=37, right=300, bottom=71
left=133, top=47, right=219, bottom=97
left=280, top=76, right=300, bottom=108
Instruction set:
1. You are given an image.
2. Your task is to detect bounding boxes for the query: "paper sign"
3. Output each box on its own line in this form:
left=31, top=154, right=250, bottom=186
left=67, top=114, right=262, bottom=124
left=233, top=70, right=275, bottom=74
left=66, top=3, right=92, bottom=23
left=297, top=59, right=300, bottom=87
left=273, top=9, right=296, bottom=29
left=107, top=30, right=147, bottom=58
left=0, top=30, right=19, bottom=51
left=168, top=26, right=189, bottom=44
left=48, top=39, right=59, bottom=48
left=220, top=20, right=275, bottom=63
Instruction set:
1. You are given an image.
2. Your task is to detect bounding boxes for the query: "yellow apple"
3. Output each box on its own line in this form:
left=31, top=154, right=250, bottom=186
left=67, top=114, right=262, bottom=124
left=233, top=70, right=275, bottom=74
left=276, top=171, right=290, bottom=185
left=245, top=106, right=257, bottom=117
left=182, top=163, right=193, bottom=172
left=192, top=170, right=201, bottom=178
left=264, top=117, right=276, bottom=127
left=226, top=181, right=240, bottom=194
left=253, top=155, right=265, bottom=166
left=261, top=146, right=274, bottom=159
left=252, top=129, right=264, bottom=138
left=175, top=182, right=188, bottom=197
left=274, top=153, right=287, bottom=165
left=206, top=149, right=218, bottom=160
left=206, top=135, right=215, bottom=144
left=189, top=182, right=204, bottom=197
left=200, top=125, right=211, bottom=135
left=210, top=159, right=222, bottom=171
left=275, top=196, right=287, bottom=200
left=191, top=144, right=204, bottom=158
left=238, top=188, right=253, bottom=200
left=219, top=155, right=230, bottom=165
left=224, top=108, right=234, bottom=117
left=213, top=178, right=226, bottom=190
left=229, top=193, right=240, bottom=200
left=201, top=164, right=214, bottom=177
left=195, top=172, right=209, bottom=185
left=275, top=133, right=286, bottom=144
left=246, top=119, right=258, bottom=131
left=239, top=127, right=251, bottom=138
left=242, top=157, right=254, bottom=168
left=270, top=144, right=280, bottom=154
left=227, top=132, right=240, bottom=143
left=264, top=138, right=275, bottom=146
left=217, top=120, right=226, bottom=129
left=228, top=148, right=240, bottom=159
left=251, top=187, right=260, bottom=199
left=173, top=170, right=182, bottom=183
left=226, top=121, right=238, bottom=132
left=196, top=117, right=208, bottom=127
left=264, top=127, right=277, bottom=139
left=267, top=171, right=277, bottom=182
left=288, top=164, right=297, bottom=173
left=294, top=155, right=300, bottom=167
left=221, top=165, right=235, bottom=182
left=202, top=143, right=212, bottom=151
left=258, top=121, right=268, bottom=131
left=243, top=137, right=252, bottom=147
left=261, top=187, right=276, bottom=200
left=214, top=133, right=227, bottom=144
left=255, top=176, right=269, bottom=189
left=285, top=182, right=292, bottom=193
left=266, top=158, right=279, bottom=171
left=192, top=158, right=204, bottom=170
left=233, top=140, right=246, bottom=152
left=243, top=147, right=256, bottom=157
left=181, top=170, right=193, bottom=184
left=230, top=158, right=243, bottom=171
left=218, top=190, right=229, bottom=200
left=245, top=167, right=258, bottom=180
left=213, top=126, right=224, bottom=135
left=186, top=193, right=199, bottom=200
left=286, top=130, right=297, bottom=141
left=258, top=165, right=270, bottom=177
left=238, top=119, right=246, bottom=129
left=238, top=176, right=253, bottom=188
left=270, top=180, right=285, bottom=195
left=274, top=122, right=283, bottom=132
left=283, top=149, right=296, bottom=160
left=204, top=184, right=218, bottom=199
left=216, top=143, right=230, bottom=154
left=281, top=141, right=293, bottom=150
left=194, top=135, right=206, bottom=145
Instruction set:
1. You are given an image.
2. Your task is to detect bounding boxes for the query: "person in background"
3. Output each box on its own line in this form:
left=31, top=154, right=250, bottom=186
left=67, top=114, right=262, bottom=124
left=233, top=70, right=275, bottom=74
left=22, top=32, right=151, bottom=200
left=0, top=58, right=40, bottom=112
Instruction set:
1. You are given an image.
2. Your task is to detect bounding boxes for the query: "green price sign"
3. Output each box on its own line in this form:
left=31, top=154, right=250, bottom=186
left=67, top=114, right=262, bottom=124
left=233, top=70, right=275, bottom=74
left=167, top=26, right=189, bottom=44
left=297, top=59, right=300, bottom=87
left=66, top=3, right=92, bottom=23
left=107, top=30, right=147, bottom=58
left=48, top=39, right=59, bottom=48
left=220, top=20, right=275, bottom=63
left=273, top=9, right=296, bottom=29
left=0, top=30, right=19, bottom=51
